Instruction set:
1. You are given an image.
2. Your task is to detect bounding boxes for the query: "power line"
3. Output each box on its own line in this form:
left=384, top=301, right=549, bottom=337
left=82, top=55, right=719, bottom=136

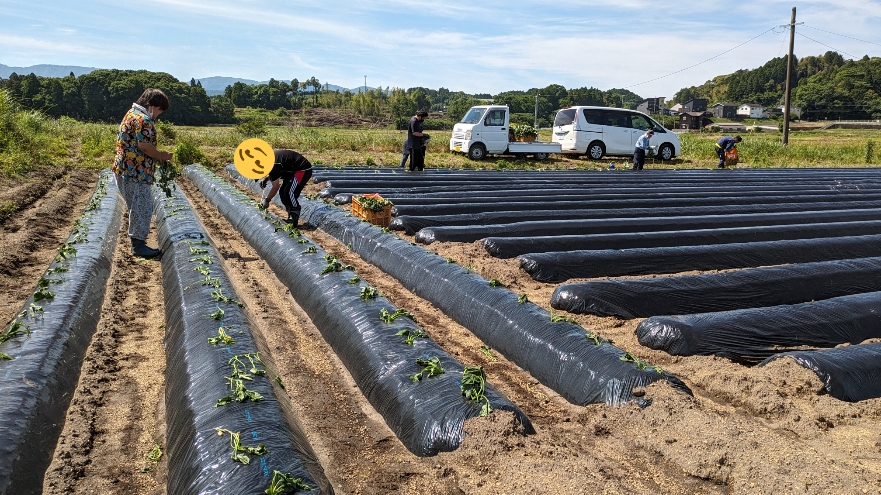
left=796, top=32, right=856, bottom=59
left=626, top=27, right=777, bottom=89
left=802, top=25, right=881, bottom=48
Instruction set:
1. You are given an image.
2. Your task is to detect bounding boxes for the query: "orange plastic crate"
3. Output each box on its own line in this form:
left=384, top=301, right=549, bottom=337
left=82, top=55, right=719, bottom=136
left=351, top=193, right=393, bottom=227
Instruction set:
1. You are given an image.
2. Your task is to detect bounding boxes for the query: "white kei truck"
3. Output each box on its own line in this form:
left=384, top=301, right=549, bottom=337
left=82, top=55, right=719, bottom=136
left=449, top=105, right=562, bottom=161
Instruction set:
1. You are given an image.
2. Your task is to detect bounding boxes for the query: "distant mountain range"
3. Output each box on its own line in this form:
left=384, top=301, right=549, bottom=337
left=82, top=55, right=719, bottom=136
left=0, top=63, right=98, bottom=78
left=0, top=64, right=370, bottom=96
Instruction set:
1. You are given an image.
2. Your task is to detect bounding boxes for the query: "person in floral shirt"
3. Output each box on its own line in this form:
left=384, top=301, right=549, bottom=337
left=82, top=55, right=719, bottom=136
left=112, top=88, right=173, bottom=258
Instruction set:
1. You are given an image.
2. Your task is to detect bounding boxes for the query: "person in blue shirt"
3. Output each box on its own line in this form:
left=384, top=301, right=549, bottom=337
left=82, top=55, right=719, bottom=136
left=632, top=129, right=654, bottom=170
left=715, top=135, right=742, bottom=168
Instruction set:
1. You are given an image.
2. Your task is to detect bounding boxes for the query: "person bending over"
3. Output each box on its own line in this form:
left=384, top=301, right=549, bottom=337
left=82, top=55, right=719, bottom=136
left=259, top=149, right=313, bottom=226
left=715, top=135, right=742, bottom=169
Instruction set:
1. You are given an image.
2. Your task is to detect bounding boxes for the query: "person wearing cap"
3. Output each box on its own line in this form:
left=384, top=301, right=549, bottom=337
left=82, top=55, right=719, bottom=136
left=715, top=135, right=742, bottom=168
left=407, top=110, right=429, bottom=171
left=632, top=129, right=654, bottom=170
left=258, top=149, right=313, bottom=226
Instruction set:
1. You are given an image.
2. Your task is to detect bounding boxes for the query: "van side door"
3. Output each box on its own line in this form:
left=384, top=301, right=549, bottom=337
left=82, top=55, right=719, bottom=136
left=576, top=109, right=604, bottom=154
left=602, top=111, right=633, bottom=154
left=629, top=113, right=655, bottom=149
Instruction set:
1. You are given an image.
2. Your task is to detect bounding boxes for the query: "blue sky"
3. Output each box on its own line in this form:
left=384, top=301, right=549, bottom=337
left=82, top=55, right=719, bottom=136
left=2, top=0, right=880, bottom=98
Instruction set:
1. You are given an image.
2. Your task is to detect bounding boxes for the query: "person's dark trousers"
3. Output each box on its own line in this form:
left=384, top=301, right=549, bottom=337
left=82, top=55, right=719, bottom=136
left=279, top=168, right=313, bottom=224
left=408, top=146, right=425, bottom=171
left=715, top=145, right=726, bottom=168
left=400, top=149, right=410, bottom=167
left=632, top=148, right=645, bottom=170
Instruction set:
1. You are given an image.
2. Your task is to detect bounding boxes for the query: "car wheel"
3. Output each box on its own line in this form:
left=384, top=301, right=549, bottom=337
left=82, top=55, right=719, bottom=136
left=468, top=143, right=486, bottom=161
left=659, top=143, right=674, bottom=161
left=534, top=152, right=549, bottom=161
left=586, top=141, right=605, bottom=160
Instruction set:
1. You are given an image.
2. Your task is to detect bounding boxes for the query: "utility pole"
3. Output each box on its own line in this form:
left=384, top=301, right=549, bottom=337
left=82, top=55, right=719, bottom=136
left=364, top=75, right=367, bottom=94
left=781, top=7, right=802, bottom=145
left=534, top=93, right=540, bottom=130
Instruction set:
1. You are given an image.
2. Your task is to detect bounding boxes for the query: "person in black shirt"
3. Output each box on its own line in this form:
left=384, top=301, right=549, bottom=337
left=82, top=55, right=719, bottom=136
left=407, top=110, right=428, bottom=171
left=258, top=149, right=313, bottom=226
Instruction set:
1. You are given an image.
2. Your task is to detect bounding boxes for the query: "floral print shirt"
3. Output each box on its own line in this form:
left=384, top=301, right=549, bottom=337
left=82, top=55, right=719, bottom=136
left=112, top=103, right=158, bottom=184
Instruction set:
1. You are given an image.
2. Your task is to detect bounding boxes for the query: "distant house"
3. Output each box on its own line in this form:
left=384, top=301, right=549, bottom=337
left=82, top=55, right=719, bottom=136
left=636, top=97, right=664, bottom=114
left=715, top=122, right=748, bottom=132
left=737, top=103, right=764, bottom=118
left=669, top=103, right=683, bottom=114
left=712, top=102, right=738, bottom=119
left=680, top=111, right=710, bottom=130
left=779, top=105, right=803, bottom=118
left=683, top=99, right=708, bottom=113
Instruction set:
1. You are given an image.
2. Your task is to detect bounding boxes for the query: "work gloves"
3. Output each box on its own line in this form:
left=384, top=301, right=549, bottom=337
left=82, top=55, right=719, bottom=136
left=261, top=198, right=271, bottom=210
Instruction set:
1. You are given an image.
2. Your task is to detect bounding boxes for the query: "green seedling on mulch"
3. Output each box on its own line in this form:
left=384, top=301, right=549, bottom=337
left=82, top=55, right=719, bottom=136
left=207, top=307, right=225, bottom=321
left=586, top=332, right=615, bottom=346
left=274, top=223, right=301, bottom=237
left=348, top=275, right=361, bottom=284
left=652, top=365, right=666, bottom=374
left=463, top=263, right=476, bottom=272
left=461, top=366, right=493, bottom=416
left=0, top=320, right=31, bottom=359
left=320, top=256, right=354, bottom=275
left=620, top=352, right=649, bottom=370
left=360, top=286, right=379, bottom=300
left=22, top=303, right=44, bottom=318
left=208, top=327, right=236, bottom=346
left=302, top=246, right=317, bottom=254
left=46, top=265, right=69, bottom=275
left=265, top=470, right=313, bottom=494
left=410, top=356, right=445, bottom=382
left=479, top=345, right=497, bottom=362
left=211, top=288, right=242, bottom=306
left=445, top=257, right=456, bottom=264
left=518, top=294, right=529, bottom=304
left=216, top=376, right=264, bottom=406
left=139, top=444, right=163, bottom=473
left=550, top=313, right=578, bottom=324
left=214, top=428, right=268, bottom=464
left=380, top=307, right=417, bottom=324
left=33, top=278, right=57, bottom=301
left=184, top=240, right=209, bottom=246
left=189, top=254, right=213, bottom=264
left=380, top=227, right=391, bottom=233
left=297, top=238, right=309, bottom=244
left=231, top=352, right=266, bottom=378
left=396, top=328, right=428, bottom=346
left=488, top=279, right=505, bottom=288
left=275, top=376, right=285, bottom=389
left=55, top=242, right=77, bottom=262
left=189, top=246, right=209, bottom=256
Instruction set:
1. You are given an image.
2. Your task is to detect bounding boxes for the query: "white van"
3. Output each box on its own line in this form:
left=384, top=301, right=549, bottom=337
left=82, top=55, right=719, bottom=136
left=552, top=106, right=681, bottom=161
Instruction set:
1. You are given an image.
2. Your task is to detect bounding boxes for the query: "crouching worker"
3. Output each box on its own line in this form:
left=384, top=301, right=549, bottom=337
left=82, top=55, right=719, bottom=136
left=715, top=135, right=742, bottom=169
left=258, top=149, right=313, bottom=226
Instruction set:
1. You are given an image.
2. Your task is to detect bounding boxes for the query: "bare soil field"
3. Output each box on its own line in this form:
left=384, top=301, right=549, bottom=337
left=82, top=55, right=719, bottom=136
left=1, top=168, right=880, bottom=495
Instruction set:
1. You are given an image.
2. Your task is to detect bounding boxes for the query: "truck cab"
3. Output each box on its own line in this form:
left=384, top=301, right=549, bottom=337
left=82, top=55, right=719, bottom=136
left=449, top=105, right=561, bottom=161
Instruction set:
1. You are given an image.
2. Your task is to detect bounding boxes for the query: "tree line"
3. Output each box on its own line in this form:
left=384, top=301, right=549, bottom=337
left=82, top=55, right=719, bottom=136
left=671, top=51, right=881, bottom=120
left=4, top=51, right=878, bottom=125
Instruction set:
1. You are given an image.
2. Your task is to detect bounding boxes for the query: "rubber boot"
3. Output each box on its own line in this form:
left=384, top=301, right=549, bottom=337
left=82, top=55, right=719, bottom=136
left=285, top=206, right=301, bottom=226
left=131, top=237, right=161, bottom=259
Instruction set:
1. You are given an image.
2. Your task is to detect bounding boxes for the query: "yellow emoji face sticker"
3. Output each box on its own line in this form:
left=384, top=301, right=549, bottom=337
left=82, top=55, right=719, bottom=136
left=234, top=138, right=274, bottom=180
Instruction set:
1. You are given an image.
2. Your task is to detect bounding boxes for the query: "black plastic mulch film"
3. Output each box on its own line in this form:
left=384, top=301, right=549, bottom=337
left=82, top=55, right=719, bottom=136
left=483, top=219, right=881, bottom=259
left=152, top=185, right=328, bottom=494
left=224, top=165, right=692, bottom=408
left=0, top=170, right=121, bottom=495
left=189, top=165, right=533, bottom=457
left=551, top=256, right=881, bottom=319
left=519, top=234, right=881, bottom=282
left=415, top=208, right=881, bottom=245
left=760, top=343, right=881, bottom=402
left=636, top=291, right=881, bottom=364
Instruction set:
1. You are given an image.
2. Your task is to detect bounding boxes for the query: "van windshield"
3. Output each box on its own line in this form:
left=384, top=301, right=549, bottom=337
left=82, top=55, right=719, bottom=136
left=461, top=108, right=485, bottom=124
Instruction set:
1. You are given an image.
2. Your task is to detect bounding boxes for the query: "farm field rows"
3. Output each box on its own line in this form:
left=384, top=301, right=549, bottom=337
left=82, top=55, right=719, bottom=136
left=1, top=164, right=880, bottom=494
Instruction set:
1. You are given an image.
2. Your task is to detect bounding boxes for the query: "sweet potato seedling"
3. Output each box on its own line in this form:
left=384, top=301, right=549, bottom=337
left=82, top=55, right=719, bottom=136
left=189, top=254, right=213, bottom=264
left=380, top=307, right=418, bottom=324
left=33, top=278, right=57, bottom=302
left=193, top=265, right=211, bottom=276
left=211, top=288, right=242, bottom=306
left=139, top=444, right=163, bottom=473
left=274, top=223, right=301, bottom=237
left=302, top=246, right=318, bottom=254
left=214, top=428, right=268, bottom=465
left=410, top=356, right=445, bottom=382
left=488, top=279, right=506, bottom=288
left=461, top=366, right=493, bottom=416
left=550, top=313, right=578, bottom=324
left=360, top=286, right=379, bottom=300
left=265, top=471, right=313, bottom=494
left=189, top=246, right=209, bottom=256
left=480, top=345, right=497, bottom=361
left=396, top=328, right=428, bottom=346
left=297, top=239, right=309, bottom=244
left=348, top=275, right=361, bottom=284
left=0, top=320, right=31, bottom=359
left=620, top=352, right=649, bottom=370
left=518, top=294, right=529, bottom=304
left=208, top=327, right=235, bottom=346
